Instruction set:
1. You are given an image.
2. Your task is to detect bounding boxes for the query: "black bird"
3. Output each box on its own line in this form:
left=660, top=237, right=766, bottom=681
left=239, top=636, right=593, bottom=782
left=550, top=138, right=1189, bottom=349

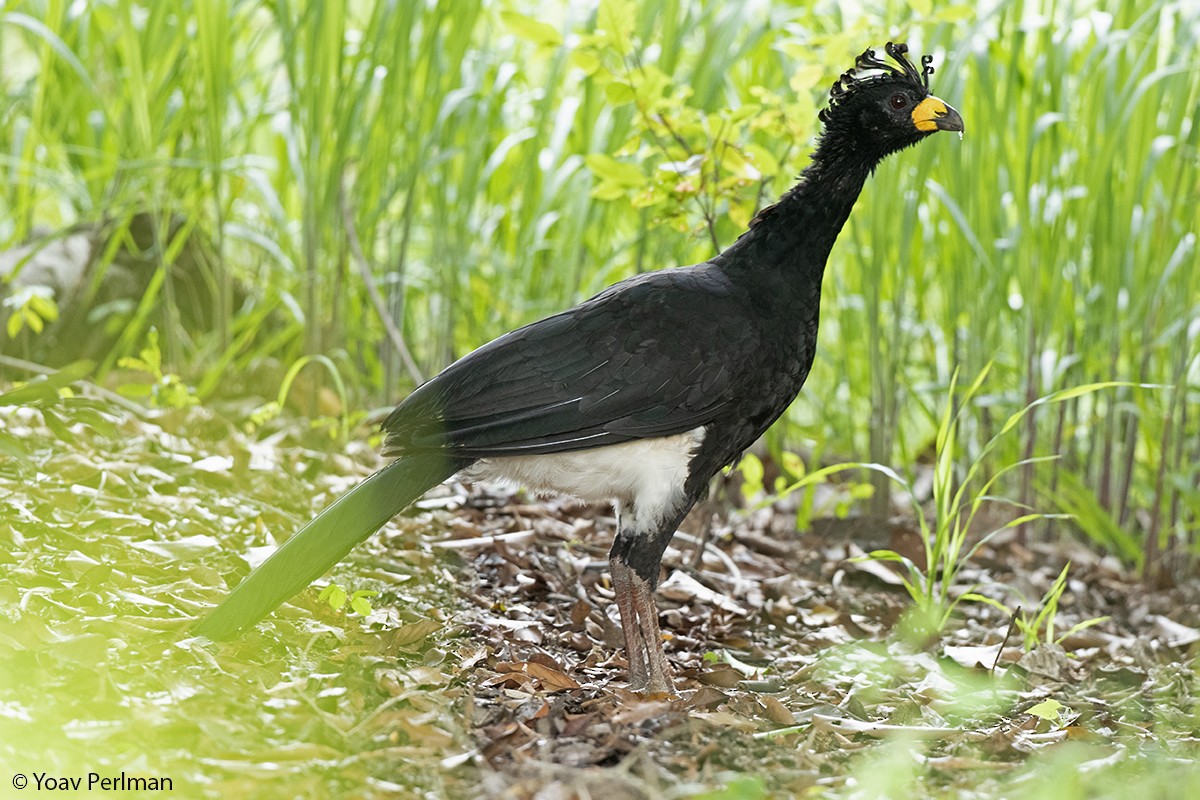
left=195, top=43, right=963, bottom=694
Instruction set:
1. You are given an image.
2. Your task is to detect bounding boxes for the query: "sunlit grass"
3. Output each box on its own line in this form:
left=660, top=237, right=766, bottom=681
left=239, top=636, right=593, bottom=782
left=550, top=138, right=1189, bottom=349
left=0, top=397, right=471, bottom=797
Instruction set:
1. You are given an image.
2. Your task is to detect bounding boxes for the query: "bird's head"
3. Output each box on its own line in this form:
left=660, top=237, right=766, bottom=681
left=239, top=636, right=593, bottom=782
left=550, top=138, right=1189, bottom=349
left=817, top=42, right=963, bottom=163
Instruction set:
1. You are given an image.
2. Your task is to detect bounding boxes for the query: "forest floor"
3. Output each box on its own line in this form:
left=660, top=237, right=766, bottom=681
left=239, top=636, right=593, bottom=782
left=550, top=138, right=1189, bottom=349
left=2, top=392, right=1198, bottom=799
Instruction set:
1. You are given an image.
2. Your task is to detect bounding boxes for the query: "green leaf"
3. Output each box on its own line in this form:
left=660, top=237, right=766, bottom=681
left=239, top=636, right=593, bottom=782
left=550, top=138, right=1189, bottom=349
left=779, top=451, right=805, bottom=479
left=0, top=360, right=95, bottom=406
left=0, top=430, right=28, bottom=458
left=1056, top=615, right=1110, bottom=644
left=319, top=584, right=347, bottom=611
left=788, top=63, right=824, bottom=92
left=569, top=48, right=601, bottom=75
left=936, top=4, right=977, bottom=22
left=632, top=64, right=670, bottom=106
left=597, top=0, right=634, bottom=54
left=71, top=406, right=119, bottom=439
left=349, top=590, right=379, bottom=617
left=960, top=592, right=1012, bottom=614
left=584, top=153, right=645, bottom=187
left=744, top=144, right=780, bottom=177
left=1049, top=471, right=1142, bottom=566
left=863, top=549, right=915, bottom=570
left=24, top=307, right=44, bottom=334
left=590, top=182, right=629, bottom=201
left=604, top=80, right=636, bottom=105
left=29, top=293, right=58, bottom=322
left=1025, top=698, right=1064, bottom=721
left=139, top=330, right=163, bottom=373
left=739, top=452, right=764, bottom=485
left=117, top=357, right=152, bottom=373
left=116, top=383, right=153, bottom=398
left=40, top=406, right=75, bottom=444
left=499, top=11, right=561, bottom=48
left=997, top=382, right=1132, bottom=438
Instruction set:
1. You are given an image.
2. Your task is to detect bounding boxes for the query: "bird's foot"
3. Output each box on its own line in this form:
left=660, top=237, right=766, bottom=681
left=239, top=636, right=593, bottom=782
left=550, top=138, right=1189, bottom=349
left=639, top=676, right=675, bottom=698
left=611, top=555, right=677, bottom=697
left=624, top=635, right=675, bottom=696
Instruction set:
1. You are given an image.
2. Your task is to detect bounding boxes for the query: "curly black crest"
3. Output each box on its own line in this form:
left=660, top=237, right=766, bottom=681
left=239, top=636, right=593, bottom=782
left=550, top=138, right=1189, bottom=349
left=818, top=42, right=935, bottom=124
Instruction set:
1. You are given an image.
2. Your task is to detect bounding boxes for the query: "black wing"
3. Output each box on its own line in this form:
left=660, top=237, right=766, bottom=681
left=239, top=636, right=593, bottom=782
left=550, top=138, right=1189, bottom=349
left=382, top=264, right=761, bottom=457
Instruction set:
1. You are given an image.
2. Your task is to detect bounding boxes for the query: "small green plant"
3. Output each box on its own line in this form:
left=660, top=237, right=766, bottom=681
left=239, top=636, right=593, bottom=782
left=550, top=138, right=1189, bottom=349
left=0, top=361, right=114, bottom=454
left=736, top=452, right=765, bottom=500
left=738, top=450, right=871, bottom=523
left=1016, top=565, right=1107, bottom=649
left=968, top=563, right=1110, bottom=650
left=1024, top=698, right=1068, bottom=730
left=246, top=354, right=350, bottom=441
left=868, top=369, right=1134, bottom=632
left=3, top=285, right=59, bottom=338
left=766, top=367, right=1132, bottom=633
left=116, top=330, right=199, bottom=409
left=0, top=360, right=94, bottom=407
left=318, top=583, right=379, bottom=618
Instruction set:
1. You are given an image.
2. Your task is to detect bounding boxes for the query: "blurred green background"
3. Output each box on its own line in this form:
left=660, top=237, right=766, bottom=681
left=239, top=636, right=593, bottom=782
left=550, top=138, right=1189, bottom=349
left=1, top=0, right=1197, bottom=796
left=3, top=0, right=1197, bottom=565
left=4, top=0, right=1196, bottom=573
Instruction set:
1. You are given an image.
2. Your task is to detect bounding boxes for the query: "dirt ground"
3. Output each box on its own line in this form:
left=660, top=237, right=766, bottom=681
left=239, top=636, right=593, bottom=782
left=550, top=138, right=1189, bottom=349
left=414, top=478, right=1200, bottom=798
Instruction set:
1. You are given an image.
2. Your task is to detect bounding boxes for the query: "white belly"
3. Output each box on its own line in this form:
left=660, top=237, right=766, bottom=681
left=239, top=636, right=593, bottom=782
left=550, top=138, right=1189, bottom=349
left=466, top=428, right=705, bottom=524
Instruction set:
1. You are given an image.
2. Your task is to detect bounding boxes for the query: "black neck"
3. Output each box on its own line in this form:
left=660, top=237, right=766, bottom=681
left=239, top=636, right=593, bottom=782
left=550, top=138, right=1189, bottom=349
left=715, top=142, right=877, bottom=285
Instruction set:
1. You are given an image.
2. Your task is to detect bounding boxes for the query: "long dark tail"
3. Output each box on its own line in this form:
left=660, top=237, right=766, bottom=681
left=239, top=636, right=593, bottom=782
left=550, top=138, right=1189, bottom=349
left=194, top=453, right=465, bottom=640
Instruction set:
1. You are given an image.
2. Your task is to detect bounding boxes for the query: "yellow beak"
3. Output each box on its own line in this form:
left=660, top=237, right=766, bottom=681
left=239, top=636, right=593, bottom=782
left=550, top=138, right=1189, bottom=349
left=912, top=95, right=964, bottom=133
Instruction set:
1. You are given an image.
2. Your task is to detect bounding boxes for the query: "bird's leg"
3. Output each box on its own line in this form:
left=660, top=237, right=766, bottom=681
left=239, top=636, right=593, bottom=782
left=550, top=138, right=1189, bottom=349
left=629, top=568, right=672, bottom=694
left=610, top=556, right=650, bottom=690
left=610, top=501, right=692, bottom=694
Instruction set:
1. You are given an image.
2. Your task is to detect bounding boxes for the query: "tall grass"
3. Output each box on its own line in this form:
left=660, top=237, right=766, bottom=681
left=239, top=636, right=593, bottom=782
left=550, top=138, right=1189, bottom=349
left=1, top=0, right=1196, bottom=571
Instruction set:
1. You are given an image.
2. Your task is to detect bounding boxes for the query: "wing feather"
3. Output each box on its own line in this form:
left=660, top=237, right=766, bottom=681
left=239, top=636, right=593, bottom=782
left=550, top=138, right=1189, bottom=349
left=383, top=266, right=758, bottom=457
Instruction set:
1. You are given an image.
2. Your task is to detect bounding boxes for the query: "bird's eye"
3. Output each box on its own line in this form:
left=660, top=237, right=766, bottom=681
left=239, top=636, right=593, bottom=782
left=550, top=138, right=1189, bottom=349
left=889, top=93, right=908, bottom=110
